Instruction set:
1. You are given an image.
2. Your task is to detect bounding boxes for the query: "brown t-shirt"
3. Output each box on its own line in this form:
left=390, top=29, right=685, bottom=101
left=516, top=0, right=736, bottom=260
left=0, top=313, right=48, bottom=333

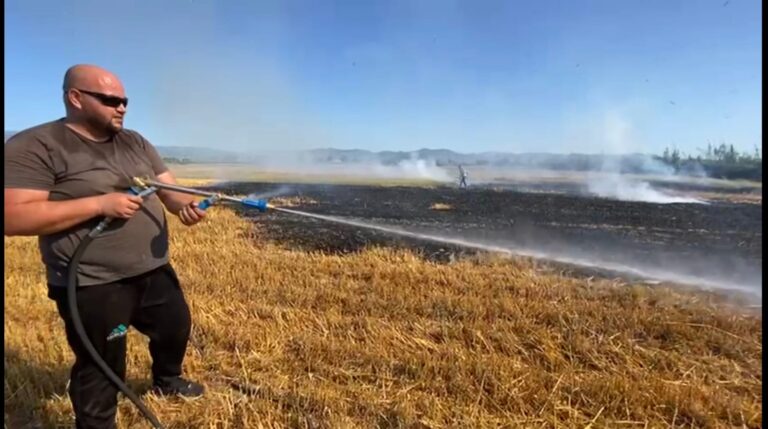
left=5, top=119, right=170, bottom=287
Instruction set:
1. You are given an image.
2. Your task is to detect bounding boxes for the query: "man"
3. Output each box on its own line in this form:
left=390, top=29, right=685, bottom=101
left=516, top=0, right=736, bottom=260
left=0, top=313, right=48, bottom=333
left=458, top=164, right=469, bottom=188
left=5, top=64, right=206, bottom=429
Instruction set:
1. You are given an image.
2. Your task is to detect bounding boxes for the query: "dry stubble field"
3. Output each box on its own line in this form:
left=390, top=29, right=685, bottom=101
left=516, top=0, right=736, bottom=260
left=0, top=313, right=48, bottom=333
left=4, top=178, right=763, bottom=429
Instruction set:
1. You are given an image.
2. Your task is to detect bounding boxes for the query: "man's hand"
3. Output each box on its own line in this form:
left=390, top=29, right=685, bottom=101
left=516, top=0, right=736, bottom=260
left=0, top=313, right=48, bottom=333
left=97, top=193, right=144, bottom=219
left=177, top=201, right=206, bottom=226
left=154, top=170, right=207, bottom=226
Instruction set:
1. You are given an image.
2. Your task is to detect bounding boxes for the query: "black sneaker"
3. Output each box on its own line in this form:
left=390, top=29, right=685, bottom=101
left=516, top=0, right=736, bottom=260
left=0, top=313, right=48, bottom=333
left=152, top=376, right=205, bottom=398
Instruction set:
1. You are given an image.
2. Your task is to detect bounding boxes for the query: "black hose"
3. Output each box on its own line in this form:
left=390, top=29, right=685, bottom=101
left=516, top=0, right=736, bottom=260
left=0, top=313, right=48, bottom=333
left=67, top=210, right=165, bottom=428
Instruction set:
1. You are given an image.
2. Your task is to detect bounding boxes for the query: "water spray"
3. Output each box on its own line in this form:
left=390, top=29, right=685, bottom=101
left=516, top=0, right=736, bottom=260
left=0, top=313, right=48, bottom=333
left=270, top=207, right=760, bottom=296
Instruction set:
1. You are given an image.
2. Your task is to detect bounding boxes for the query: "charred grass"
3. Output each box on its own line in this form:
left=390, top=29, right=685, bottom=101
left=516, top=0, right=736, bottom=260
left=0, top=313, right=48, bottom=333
left=4, top=208, right=762, bottom=428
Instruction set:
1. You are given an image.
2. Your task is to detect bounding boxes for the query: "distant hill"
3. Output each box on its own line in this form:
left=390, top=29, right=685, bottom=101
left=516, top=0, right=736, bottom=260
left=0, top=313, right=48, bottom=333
left=0, top=129, right=700, bottom=171
left=155, top=146, right=240, bottom=163
left=4, top=130, right=760, bottom=180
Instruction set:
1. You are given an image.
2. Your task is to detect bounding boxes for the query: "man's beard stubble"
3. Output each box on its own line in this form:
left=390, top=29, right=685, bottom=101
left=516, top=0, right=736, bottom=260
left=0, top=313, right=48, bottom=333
left=86, top=114, right=122, bottom=136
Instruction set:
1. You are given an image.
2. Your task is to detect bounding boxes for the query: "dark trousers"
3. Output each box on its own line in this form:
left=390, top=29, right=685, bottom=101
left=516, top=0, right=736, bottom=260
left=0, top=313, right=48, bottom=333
left=48, top=263, right=191, bottom=429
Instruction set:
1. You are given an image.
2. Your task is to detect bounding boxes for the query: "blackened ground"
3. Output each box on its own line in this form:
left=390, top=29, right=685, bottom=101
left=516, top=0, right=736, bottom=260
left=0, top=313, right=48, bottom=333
left=204, top=182, right=762, bottom=293
left=483, top=179, right=761, bottom=196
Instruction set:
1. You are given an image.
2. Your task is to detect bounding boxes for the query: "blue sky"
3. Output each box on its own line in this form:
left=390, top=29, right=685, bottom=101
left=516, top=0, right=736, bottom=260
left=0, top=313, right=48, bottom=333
left=5, top=0, right=762, bottom=155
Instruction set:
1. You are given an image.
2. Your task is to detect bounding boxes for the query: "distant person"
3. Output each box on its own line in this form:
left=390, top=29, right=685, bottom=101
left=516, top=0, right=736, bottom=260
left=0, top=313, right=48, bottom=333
left=4, top=64, right=207, bottom=429
left=458, top=164, right=469, bottom=188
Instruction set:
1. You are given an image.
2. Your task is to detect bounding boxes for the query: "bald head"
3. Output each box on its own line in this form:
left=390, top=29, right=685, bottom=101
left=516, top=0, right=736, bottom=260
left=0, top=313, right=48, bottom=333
left=62, top=64, right=128, bottom=138
left=63, top=64, right=124, bottom=93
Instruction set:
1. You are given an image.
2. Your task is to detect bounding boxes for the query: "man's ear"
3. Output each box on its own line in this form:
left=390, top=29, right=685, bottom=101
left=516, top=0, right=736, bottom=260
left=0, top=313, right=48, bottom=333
left=64, top=89, right=83, bottom=110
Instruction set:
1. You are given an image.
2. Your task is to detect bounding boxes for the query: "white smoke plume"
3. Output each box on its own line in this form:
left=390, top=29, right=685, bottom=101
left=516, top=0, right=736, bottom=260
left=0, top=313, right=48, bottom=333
left=586, top=176, right=706, bottom=204
left=247, top=152, right=454, bottom=182
left=583, top=110, right=707, bottom=204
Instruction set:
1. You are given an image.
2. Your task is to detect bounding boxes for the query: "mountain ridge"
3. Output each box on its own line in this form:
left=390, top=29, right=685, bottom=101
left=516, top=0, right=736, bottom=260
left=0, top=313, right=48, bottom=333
left=7, top=130, right=758, bottom=179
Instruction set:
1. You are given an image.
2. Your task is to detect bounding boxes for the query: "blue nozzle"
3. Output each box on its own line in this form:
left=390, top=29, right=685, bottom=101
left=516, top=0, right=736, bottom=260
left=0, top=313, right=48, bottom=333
left=197, top=196, right=268, bottom=212
left=241, top=198, right=268, bottom=212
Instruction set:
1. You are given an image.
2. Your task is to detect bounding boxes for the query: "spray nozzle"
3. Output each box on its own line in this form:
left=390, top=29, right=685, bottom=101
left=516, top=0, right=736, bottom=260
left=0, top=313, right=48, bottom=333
left=241, top=198, right=269, bottom=212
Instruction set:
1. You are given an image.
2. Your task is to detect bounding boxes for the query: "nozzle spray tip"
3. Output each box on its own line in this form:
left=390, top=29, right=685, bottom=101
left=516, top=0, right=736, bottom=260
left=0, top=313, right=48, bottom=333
left=241, top=198, right=269, bottom=212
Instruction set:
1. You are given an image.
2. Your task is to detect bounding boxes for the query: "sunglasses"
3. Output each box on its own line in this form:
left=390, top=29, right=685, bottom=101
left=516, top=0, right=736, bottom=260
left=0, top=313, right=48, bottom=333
left=73, top=88, right=129, bottom=108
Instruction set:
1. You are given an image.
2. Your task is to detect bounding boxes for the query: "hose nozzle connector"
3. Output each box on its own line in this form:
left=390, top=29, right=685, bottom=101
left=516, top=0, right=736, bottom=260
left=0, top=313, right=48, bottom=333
left=133, top=176, right=149, bottom=188
left=198, top=194, right=222, bottom=210
left=241, top=198, right=269, bottom=212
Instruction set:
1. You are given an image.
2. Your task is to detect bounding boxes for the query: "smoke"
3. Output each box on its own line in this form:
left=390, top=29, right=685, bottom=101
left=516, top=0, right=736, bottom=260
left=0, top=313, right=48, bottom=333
left=339, top=158, right=455, bottom=182
left=636, top=155, right=676, bottom=176
left=242, top=150, right=454, bottom=182
left=375, top=157, right=453, bottom=182
left=246, top=185, right=295, bottom=200
left=586, top=176, right=706, bottom=204
left=676, top=161, right=708, bottom=178
left=582, top=110, right=708, bottom=204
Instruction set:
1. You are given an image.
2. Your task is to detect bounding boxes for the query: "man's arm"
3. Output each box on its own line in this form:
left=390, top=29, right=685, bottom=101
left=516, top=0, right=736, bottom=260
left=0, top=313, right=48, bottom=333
left=136, top=132, right=205, bottom=226
left=4, top=188, right=143, bottom=236
left=154, top=171, right=206, bottom=226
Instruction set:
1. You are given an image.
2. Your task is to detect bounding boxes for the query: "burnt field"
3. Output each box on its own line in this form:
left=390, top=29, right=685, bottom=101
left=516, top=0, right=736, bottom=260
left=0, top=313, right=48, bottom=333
left=205, top=182, right=762, bottom=298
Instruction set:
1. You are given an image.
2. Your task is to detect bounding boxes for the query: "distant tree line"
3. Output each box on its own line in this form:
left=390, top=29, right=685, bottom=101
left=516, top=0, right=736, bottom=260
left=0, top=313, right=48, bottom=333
left=657, top=142, right=762, bottom=180
left=162, top=157, right=193, bottom=165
